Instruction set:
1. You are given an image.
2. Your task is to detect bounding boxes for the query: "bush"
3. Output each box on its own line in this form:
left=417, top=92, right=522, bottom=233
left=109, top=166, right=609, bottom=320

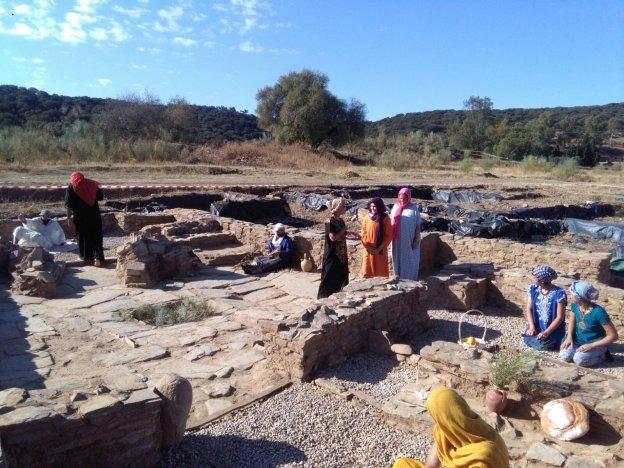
left=553, top=158, right=585, bottom=181
left=376, top=149, right=415, bottom=170
left=130, top=298, right=216, bottom=326
left=520, top=155, right=552, bottom=173
left=459, top=157, right=473, bottom=173
left=490, top=350, right=536, bottom=389
left=479, top=155, right=498, bottom=170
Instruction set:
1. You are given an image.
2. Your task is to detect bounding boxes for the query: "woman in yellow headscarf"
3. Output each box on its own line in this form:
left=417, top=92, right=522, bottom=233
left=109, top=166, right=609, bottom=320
left=393, top=387, right=509, bottom=468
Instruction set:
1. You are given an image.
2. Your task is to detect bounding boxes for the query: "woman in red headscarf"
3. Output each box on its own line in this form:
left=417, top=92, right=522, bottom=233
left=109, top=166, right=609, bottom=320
left=65, top=172, right=105, bottom=266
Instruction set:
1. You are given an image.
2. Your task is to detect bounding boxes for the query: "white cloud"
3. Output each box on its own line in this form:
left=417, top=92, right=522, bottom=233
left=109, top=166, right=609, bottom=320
left=95, top=78, right=112, bottom=86
left=15, top=4, right=31, bottom=15
left=137, top=46, right=161, bottom=54
left=12, top=56, right=45, bottom=64
left=155, top=5, right=184, bottom=32
left=214, top=0, right=272, bottom=35
left=239, top=40, right=262, bottom=53
left=132, top=64, right=147, bottom=69
left=29, top=65, right=47, bottom=88
left=89, top=27, right=108, bottom=40
left=173, top=36, right=196, bottom=46
left=2, top=23, right=35, bottom=36
left=113, top=5, right=148, bottom=18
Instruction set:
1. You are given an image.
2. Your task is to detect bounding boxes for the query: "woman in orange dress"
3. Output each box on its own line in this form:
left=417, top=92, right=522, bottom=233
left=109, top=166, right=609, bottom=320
left=360, top=197, right=393, bottom=278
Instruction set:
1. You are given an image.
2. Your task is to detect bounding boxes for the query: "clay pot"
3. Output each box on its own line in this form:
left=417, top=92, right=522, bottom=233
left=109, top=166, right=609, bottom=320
left=485, top=387, right=508, bottom=414
left=300, top=253, right=314, bottom=272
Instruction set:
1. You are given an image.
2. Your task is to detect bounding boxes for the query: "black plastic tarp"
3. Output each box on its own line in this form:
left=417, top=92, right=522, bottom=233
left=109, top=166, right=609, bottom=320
left=564, top=218, right=624, bottom=244
left=284, top=192, right=331, bottom=211
left=611, top=246, right=624, bottom=273
left=432, top=189, right=502, bottom=203
left=210, top=198, right=292, bottom=222
left=506, top=203, right=615, bottom=220
left=447, top=214, right=562, bottom=240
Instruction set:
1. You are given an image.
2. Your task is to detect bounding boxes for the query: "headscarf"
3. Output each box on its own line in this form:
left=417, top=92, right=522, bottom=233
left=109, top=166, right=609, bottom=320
left=392, top=187, right=412, bottom=240
left=329, top=197, right=347, bottom=215
left=531, top=265, right=558, bottom=284
left=39, top=209, right=52, bottom=218
left=368, top=197, right=387, bottom=249
left=272, top=223, right=286, bottom=248
left=69, top=172, right=100, bottom=207
left=570, top=281, right=599, bottom=302
left=427, top=387, right=510, bottom=468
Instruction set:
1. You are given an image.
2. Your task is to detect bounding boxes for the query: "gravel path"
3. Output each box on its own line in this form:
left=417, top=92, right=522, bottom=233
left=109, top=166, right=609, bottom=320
left=162, top=384, right=431, bottom=468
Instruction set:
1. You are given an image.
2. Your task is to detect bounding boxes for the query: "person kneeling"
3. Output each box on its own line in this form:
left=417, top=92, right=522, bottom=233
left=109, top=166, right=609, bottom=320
left=560, top=281, right=618, bottom=367
left=522, top=266, right=567, bottom=351
left=242, top=223, right=293, bottom=275
left=393, top=387, right=509, bottom=468
left=13, top=210, right=66, bottom=251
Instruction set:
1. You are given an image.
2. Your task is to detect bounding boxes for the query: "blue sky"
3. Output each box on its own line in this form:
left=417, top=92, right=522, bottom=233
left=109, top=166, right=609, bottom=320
left=1, top=0, right=622, bottom=120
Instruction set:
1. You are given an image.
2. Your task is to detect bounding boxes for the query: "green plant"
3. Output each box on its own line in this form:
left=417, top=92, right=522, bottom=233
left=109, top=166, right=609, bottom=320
left=553, top=158, right=585, bottom=181
left=130, top=298, right=216, bottom=326
left=458, top=157, right=473, bottom=173
left=490, top=350, right=536, bottom=389
left=519, top=155, right=552, bottom=173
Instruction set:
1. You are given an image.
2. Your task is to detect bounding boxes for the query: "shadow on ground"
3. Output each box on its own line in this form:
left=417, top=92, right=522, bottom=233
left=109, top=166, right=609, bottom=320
left=161, top=434, right=307, bottom=468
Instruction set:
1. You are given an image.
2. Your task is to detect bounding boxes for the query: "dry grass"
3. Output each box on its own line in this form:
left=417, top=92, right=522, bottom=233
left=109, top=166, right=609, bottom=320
left=187, top=141, right=347, bottom=172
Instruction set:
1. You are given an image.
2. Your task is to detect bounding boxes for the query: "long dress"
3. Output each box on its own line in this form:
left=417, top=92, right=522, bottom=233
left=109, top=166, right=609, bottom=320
left=65, top=185, right=104, bottom=262
left=317, top=217, right=349, bottom=299
left=13, top=217, right=66, bottom=250
left=390, top=203, right=421, bottom=280
left=360, top=214, right=393, bottom=278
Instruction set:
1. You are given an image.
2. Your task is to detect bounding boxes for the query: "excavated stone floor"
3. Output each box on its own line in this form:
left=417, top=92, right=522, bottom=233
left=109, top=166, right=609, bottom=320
left=0, top=264, right=324, bottom=428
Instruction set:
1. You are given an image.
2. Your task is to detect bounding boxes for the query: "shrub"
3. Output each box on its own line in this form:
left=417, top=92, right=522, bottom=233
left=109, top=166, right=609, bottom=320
left=376, top=149, right=415, bottom=171
left=490, top=350, right=536, bottom=389
left=553, top=158, right=586, bottom=181
left=130, top=298, right=216, bottom=326
left=459, top=157, right=473, bottom=173
left=520, top=155, right=552, bottom=173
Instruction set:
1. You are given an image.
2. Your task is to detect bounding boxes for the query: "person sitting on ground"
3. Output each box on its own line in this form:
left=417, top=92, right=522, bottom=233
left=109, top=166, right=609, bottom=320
left=12, top=209, right=66, bottom=251
left=522, top=265, right=567, bottom=351
left=241, top=223, right=293, bottom=275
left=393, top=387, right=509, bottom=468
left=560, top=281, right=618, bottom=367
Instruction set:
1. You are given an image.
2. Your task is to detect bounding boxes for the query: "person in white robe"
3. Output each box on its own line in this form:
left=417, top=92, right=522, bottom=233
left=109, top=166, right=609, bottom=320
left=12, top=209, right=66, bottom=250
left=390, top=187, right=421, bottom=280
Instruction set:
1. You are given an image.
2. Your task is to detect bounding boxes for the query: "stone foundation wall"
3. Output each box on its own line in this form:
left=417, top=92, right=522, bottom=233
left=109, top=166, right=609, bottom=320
left=0, top=390, right=163, bottom=467
left=437, top=233, right=612, bottom=284
left=261, top=277, right=430, bottom=380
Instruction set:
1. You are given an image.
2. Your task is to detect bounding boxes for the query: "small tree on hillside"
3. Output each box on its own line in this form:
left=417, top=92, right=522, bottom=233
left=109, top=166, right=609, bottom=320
left=256, top=70, right=366, bottom=147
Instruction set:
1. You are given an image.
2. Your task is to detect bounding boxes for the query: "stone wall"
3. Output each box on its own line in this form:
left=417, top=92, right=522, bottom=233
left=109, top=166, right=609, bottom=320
left=0, top=389, right=163, bottom=467
left=437, top=233, right=612, bottom=284
left=260, top=277, right=430, bottom=380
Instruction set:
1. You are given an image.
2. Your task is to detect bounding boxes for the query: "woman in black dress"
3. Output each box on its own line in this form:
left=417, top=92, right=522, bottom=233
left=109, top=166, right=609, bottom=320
left=65, top=172, right=105, bottom=266
left=317, top=197, right=357, bottom=299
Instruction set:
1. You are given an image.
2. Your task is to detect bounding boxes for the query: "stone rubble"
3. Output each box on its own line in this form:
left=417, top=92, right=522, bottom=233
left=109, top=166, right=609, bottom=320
left=10, top=247, right=65, bottom=298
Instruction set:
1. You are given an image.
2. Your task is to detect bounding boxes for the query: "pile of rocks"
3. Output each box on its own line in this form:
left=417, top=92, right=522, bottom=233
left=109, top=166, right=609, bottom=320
left=10, top=247, right=65, bottom=298
left=116, top=234, right=200, bottom=288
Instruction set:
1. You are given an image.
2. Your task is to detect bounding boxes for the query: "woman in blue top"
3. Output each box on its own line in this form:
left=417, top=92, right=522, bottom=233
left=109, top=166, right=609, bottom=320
left=241, top=223, right=294, bottom=275
left=560, top=281, right=618, bottom=367
left=523, top=266, right=567, bottom=350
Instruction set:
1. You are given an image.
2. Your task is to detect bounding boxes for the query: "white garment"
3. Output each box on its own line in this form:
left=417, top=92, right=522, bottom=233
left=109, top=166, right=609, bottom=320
left=390, top=203, right=421, bottom=280
left=13, top=217, right=66, bottom=250
left=271, top=235, right=284, bottom=249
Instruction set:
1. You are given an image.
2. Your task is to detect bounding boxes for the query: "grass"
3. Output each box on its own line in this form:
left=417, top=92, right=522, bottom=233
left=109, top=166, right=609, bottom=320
left=130, top=298, right=217, bottom=326
left=519, top=155, right=553, bottom=173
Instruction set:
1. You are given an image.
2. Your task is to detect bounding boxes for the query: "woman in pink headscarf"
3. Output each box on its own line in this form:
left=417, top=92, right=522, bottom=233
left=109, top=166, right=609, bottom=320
left=390, top=187, right=421, bottom=280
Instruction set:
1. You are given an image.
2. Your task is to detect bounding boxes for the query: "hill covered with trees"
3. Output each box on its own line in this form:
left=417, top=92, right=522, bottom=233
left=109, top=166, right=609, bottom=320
left=0, top=85, right=263, bottom=143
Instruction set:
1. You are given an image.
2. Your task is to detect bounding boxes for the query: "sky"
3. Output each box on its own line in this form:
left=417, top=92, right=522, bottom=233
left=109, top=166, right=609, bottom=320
left=0, top=0, right=623, bottom=121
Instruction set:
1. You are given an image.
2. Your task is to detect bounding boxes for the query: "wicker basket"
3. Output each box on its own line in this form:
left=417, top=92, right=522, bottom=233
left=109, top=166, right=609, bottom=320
left=457, top=309, right=488, bottom=349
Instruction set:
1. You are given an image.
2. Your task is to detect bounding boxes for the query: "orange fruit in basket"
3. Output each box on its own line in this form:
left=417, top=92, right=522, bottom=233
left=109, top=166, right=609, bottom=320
left=466, top=336, right=476, bottom=346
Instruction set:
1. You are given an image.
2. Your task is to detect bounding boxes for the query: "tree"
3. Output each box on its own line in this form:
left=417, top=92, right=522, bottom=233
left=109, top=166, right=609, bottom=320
left=256, top=70, right=366, bottom=147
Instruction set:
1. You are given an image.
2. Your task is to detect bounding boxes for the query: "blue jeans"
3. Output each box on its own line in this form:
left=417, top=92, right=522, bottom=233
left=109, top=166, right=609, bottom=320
left=559, top=344, right=607, bottom=367
left=522, top=333, right=562, bottom=351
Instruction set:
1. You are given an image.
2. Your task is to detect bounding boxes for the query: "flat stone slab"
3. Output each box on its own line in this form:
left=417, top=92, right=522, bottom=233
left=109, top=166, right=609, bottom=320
left=595, top=396, right=624, bottom=419
left=135, top=290, right=180, bottom=305
left=526, top=442, right=566, bottom=466
left=99, top=321, right=153, bottom=339
left=272, top=275, right=319, bottom=299
left=219, top=349, right=266, bottom=371
left=0, top=405, right=53, bottom=427
left=78, top=395, right=122, bottom=418
left=61, top=289, right=126, bottom=310
left=143, top=359, right=223, bottom=380
left=184, top=345, right=221, bottom=361
left=0, top=353, right=53, bottom=371
left=61, top=266, right=118, bottom=291
left=204, top=398, right=233, bottom=415
left=95, top=345, right=169, bottom=366
left=0, top=388, right=28, bottom=407
left=228, top=280, right=273, bottom=296
left=90, top=298, right=144, bottom=314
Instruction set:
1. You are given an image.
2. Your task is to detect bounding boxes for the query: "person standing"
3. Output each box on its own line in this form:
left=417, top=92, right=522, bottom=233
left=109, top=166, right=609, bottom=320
left=65, top=171, right=105, bottom=266
left=360, top=197, right=393, bottom=278
left=390, top=187, right=421, bottom=280
left=317, top=198, right=357, bottom=299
